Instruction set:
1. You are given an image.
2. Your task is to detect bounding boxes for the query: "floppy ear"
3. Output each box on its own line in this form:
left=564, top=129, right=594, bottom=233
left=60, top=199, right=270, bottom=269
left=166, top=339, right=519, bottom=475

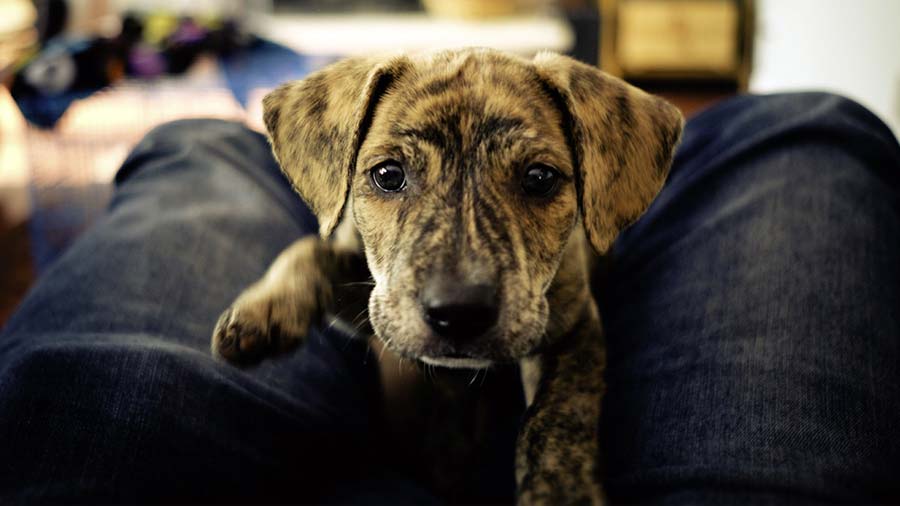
left=263, top=56, right=410, bottom=237
left=532, top=53, right=684, bottom=253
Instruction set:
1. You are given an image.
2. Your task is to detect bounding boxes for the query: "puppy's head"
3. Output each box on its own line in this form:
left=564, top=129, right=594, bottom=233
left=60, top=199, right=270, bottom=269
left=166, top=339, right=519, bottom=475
left=264, top=49, right=682, bottom=368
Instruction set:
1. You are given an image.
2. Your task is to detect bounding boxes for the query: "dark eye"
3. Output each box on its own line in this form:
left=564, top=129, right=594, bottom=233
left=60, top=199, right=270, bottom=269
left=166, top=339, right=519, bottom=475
left=521, top=163, right=561, bottom=197
left=370, top=160, right=406, bottom=193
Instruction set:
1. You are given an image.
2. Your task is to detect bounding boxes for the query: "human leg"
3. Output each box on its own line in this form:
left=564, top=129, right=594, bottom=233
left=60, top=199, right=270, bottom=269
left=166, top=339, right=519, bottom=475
left=598, top=93, right=900, bottom=503
left=0, top=119, right=382, bottom=502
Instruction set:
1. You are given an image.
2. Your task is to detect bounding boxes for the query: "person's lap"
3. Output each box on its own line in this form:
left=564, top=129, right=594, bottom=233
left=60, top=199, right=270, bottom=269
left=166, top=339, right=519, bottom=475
left=0, top=92, right=897, bottom=503
left=0, top=121, right=387, bottom=502
left=598, top=92, right=900, bottom=503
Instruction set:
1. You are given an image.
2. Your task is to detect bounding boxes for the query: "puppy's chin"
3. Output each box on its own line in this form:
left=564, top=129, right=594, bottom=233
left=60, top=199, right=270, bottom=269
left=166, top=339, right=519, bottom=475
left=376, top=326, right=545, bottom=368
left=420, top=355, right=493, bottom=370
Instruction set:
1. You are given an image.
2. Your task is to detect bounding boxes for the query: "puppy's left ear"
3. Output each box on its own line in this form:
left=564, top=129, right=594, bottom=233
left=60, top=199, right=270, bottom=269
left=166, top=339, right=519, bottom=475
left=533, top=53, right=684, bottom=253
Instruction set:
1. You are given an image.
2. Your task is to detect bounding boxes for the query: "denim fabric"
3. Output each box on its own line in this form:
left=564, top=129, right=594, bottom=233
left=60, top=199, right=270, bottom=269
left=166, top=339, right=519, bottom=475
left=1, top=92, right=898, bottom=503
left=0, top=121, right=387, bottom=502
left=599, top=93, right=900, bottom=503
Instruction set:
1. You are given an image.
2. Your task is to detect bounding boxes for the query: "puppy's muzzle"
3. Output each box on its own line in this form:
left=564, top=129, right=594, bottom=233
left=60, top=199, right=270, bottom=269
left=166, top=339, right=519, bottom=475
left=421, top=277, right=499, bottom=342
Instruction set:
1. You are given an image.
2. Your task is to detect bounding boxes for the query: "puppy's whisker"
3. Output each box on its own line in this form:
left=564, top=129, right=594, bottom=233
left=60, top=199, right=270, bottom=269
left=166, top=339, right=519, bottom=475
left=322, top=317, right=338, bottom=333
left=351, top=317, right=370, bottom=333
left=479, top=367, right=489, bottom=387
left=347, top=311, right=371, bottom=336
left=378, top=337, right=392, bottom=361
left=349, top=307, right=369, bottom=326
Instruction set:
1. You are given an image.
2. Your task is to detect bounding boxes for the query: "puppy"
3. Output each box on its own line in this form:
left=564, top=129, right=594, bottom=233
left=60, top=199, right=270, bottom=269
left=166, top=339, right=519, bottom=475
left=211, top=48, right=683, bottom=504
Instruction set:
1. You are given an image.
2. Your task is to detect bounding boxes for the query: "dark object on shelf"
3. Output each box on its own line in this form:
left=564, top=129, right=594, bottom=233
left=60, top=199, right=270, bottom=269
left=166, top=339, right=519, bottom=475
left=10, top=38, right=115, bottom=127
left=563, top=2, right=600, bottom=66
left=33, top=0, right=68, bottom=43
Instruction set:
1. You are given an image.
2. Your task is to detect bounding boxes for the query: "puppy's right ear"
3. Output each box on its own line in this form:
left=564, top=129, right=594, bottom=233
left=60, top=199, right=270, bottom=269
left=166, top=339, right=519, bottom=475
left=263, top=56, right=410, bottom=237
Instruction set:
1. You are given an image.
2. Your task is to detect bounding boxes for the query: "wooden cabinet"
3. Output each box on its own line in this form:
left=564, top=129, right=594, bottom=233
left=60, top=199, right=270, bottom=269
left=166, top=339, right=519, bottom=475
left=599, top=0, right=753, bottom=90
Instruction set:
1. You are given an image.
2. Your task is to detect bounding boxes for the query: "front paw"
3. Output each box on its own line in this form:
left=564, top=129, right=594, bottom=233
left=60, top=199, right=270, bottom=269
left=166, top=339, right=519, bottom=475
left=517, top=481, right=603, bottom=506
left=515, top=411, right=605, bottom=505
left=211, top=287, right=323, bottom=366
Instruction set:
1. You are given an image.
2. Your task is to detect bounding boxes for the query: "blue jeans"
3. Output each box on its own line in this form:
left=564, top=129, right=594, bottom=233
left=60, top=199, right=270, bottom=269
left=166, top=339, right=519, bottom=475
left=1, top=92, right=898, bottom=503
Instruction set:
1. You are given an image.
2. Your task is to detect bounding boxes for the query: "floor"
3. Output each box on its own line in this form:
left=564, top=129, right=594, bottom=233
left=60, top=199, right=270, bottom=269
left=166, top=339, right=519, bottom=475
left=0, top=210, right=33, bottom=327
left=0, top=59, right=247, bottom=328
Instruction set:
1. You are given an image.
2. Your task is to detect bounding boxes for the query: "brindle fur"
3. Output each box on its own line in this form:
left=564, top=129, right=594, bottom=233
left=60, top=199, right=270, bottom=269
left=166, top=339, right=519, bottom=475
left=211, top=48, right=683, bottom=504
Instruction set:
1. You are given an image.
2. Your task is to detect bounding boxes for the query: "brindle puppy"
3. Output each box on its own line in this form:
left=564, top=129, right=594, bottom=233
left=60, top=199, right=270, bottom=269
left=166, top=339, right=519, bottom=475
left=211, top=48, right=683, bottom=504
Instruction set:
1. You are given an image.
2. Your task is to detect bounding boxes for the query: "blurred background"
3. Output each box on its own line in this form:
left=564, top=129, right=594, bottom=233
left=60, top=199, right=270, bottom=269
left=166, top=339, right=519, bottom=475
left=1, top=0, right=899, bottom=324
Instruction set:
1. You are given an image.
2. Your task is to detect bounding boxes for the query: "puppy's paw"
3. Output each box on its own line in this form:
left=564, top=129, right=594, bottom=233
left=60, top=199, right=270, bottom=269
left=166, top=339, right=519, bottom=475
left=517, top=484, right=602, bottom=506
left=211, top=286, right=323, bottom=366
left=516, top=419, right=604, bottom=506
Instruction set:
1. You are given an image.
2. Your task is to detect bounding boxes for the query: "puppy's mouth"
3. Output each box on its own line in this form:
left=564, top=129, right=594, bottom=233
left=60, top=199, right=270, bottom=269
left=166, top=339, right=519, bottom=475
left=420, top=354, right=493, bottom=369
left=368, top=285, right=547, bottom=368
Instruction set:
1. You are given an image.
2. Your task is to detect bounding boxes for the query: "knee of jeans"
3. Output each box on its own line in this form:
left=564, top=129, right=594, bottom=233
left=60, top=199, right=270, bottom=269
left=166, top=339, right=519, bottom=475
left=679, top=92, right=900, bottom=191
left=114, top=119, right=260, bottom=185
left=766, top=93, right=899, bottom=186
left=769, top=91, right=895, bottom=137
left=618, top=91, right=900, bottom=283
left=688, top=92, right=898, bottom=152
left=142, top=118, right=248, bottom=147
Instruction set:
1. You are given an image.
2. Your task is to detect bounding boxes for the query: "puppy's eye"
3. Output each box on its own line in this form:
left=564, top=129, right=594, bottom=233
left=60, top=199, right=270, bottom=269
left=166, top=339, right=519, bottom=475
left=521, top=163, right=560, bottom=197
left=370, top=160, right=406, bottom=193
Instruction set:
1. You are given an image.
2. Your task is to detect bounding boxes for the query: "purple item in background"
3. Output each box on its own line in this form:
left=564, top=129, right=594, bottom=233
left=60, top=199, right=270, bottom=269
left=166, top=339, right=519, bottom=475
left=128, top=44, right=167, bottom=77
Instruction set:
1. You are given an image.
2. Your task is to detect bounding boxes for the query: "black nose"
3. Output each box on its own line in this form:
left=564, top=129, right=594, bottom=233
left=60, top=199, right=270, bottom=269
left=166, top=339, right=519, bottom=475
left=422, top=281, right=499, bottom=340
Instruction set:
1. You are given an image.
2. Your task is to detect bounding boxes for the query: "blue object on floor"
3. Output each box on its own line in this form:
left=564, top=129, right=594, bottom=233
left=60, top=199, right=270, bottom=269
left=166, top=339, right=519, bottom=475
left=219, top=39, right=337, bottom=108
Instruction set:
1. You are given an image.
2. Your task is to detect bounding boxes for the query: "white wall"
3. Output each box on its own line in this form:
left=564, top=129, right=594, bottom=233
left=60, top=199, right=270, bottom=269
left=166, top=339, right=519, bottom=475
left=751, top=0, right=900, bottom=136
